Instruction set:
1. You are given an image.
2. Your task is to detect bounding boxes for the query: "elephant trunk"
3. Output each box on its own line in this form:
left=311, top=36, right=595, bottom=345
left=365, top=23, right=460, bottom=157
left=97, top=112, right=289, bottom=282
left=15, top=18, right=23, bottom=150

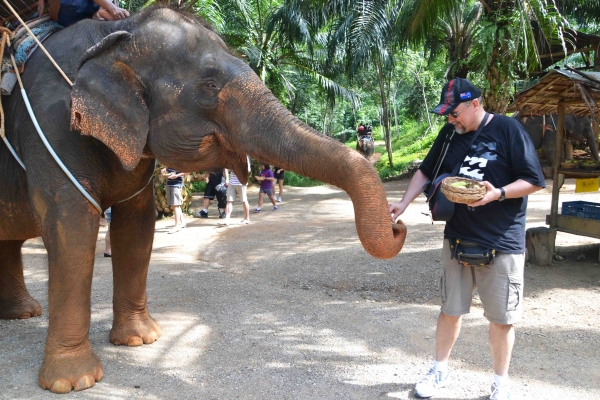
left=221, top=73, right=406, bottom=259
left=589, top=131, right=599, bottom=162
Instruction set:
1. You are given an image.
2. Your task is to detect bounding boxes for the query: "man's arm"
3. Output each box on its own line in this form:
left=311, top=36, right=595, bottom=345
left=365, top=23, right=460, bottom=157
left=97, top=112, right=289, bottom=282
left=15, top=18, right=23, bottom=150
left=93, top=0, right=129, bottom=19
left=469, top=179, right=544, bottom=207
left=388, top=169, right=430, bottom=222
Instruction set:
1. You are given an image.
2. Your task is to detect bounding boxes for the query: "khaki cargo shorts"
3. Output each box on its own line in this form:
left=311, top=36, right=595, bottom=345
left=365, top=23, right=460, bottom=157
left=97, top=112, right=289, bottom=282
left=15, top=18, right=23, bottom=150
left=226, top=184, right=247, bottom=203
left=440, top=239, right=525, bottom=325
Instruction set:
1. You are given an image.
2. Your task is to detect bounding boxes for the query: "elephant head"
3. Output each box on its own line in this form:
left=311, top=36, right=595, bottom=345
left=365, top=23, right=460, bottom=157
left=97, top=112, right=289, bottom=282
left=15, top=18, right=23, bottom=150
left=69, top=7, right=405, bottom=259
left=356, top=137, right=375, bottom=159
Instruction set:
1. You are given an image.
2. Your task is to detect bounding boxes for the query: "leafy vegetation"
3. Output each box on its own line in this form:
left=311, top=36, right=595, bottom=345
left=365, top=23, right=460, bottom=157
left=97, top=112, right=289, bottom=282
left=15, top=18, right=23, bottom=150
left=282, top=171, right=324, bottom=187
left=120, top=0, right=600, bottom=182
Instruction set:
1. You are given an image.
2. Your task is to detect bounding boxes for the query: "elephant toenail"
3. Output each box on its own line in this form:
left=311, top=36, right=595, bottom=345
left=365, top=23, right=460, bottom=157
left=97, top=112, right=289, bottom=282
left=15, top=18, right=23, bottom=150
left=146, top=331, right=158, bottom=343
left=50, top=379, right=72, bottom=393
left=127, top=336, right=143, bottom=346
left=74, top=375, right=95, bottom=391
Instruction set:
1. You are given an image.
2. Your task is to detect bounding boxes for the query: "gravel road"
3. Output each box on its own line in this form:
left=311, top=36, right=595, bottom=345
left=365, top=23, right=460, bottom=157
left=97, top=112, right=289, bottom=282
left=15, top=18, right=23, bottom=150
left=1, top=178, right=599, bottom=399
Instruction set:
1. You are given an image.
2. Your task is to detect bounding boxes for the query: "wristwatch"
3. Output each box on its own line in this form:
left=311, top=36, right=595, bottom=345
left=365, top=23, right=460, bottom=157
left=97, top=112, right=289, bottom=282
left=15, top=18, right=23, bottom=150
left=498, top=187, right=506, bottom=202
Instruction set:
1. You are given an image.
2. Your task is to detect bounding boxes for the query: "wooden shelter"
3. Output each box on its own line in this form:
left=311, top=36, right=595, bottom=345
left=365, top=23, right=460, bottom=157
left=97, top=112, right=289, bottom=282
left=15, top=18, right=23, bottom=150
left=508, top=69, right=600, bottom=265
left=531, top=26, right=600, bottom=74
left=0, top=0, right=41, bottom=27
left=507, top=69, right=600, bottom=117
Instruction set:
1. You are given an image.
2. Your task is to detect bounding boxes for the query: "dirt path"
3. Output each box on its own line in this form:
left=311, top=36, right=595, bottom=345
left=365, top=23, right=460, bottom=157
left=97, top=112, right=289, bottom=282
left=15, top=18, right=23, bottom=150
left=1, top=179, right=599, bottom=399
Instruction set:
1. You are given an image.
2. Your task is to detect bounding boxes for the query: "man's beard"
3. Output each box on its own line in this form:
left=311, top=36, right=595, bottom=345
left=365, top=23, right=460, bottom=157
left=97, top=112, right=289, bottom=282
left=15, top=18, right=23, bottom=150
left=452, top=122, right=466, bottom=134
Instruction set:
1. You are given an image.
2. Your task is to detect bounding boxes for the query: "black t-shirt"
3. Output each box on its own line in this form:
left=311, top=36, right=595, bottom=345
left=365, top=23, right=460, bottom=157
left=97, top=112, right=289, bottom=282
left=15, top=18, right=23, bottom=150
left=419, top=114, right=545, bottom=253
left=165, top=167, right=183, bottom=187
left=207, top=171, right=223, bottom=187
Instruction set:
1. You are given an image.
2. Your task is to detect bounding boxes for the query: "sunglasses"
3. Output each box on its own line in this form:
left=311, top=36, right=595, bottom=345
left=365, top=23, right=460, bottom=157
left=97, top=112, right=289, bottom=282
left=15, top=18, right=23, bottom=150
left=449, top=101, right=472, bottom=118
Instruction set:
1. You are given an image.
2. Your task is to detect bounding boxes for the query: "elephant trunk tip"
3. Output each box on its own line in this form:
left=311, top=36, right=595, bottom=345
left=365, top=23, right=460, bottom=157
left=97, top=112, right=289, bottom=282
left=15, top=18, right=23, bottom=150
left=392, top=220, right=407, bottom=240
left=363, top=220, right=407, bottom=260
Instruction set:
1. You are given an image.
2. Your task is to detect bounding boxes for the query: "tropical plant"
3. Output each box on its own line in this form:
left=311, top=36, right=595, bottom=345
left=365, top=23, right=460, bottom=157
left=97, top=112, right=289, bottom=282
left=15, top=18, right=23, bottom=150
left=396, top=0, right=572, bottom=113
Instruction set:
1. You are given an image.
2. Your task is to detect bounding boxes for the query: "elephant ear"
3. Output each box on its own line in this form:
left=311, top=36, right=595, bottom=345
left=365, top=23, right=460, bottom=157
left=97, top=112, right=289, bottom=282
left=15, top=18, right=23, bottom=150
left=71, top=31, right=149, bottom=171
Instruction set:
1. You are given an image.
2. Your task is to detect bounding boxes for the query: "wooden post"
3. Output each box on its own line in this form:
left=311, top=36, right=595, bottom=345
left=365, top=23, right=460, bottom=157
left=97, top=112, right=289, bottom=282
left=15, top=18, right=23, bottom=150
left=550, top=105, right=564, bottom=228
left=526, top=227, right=556, bottom=266
left=564, top=140, right=573, bottom=160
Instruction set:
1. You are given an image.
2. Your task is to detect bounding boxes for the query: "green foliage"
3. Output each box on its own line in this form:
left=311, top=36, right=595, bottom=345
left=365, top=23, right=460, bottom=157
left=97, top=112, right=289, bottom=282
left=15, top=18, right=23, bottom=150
left=284, top=171, right=323, bottom=187
left=191, top=181, right=207, bottom=193
left=374, top=118, right=443, bottom=179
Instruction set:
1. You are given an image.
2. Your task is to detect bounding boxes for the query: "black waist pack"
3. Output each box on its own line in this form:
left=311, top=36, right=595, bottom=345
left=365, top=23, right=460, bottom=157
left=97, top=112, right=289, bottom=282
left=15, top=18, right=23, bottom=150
left=450, top=238, right=495, bottom=268
left=423, top=173, right=455, bottom=222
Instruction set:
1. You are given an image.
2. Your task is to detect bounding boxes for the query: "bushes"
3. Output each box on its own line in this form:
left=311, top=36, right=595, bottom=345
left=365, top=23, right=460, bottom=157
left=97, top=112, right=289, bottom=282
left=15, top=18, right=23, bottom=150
left=284, top=171, right=323, bottom=187
left=374, top=120, right=441, bottom=179
left=191, top=181, right=207, bottom=193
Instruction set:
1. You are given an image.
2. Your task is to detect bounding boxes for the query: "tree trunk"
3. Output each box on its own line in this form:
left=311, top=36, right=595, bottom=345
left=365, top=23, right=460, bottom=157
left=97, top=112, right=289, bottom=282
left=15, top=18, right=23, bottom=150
left=375, top=58, right=393, bottom=167
left=480, top=2, right=515, bottom=114
left=392, top=86, right=400, bottom=140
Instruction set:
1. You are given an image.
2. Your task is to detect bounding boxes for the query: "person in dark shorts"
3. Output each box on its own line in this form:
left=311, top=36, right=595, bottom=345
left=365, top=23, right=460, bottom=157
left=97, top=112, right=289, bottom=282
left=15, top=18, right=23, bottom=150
left=103, top=207, right=111, bottom=257
left=273, top=166, right=285, bottom=202
left=49, top=0, right=129, bottom=27
left=389, top=78, right=545, bottom=400
left=253, top=163, right=277, bottom=212
left=194, top=169, right=227, bottom=219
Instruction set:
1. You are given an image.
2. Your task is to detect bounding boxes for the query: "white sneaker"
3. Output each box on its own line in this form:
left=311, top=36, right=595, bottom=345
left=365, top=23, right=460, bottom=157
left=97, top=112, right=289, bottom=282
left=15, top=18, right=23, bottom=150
left=240, top=219, right=250, bottom=224
left=414, top=368, right=449, bottom=398
left=167, top=225, right=182, bottom=234
left=490, top=382, right=511, bottom=400
left=277, top=197, right=282, bottom=202
left=217, top=220, right=229, bottom=226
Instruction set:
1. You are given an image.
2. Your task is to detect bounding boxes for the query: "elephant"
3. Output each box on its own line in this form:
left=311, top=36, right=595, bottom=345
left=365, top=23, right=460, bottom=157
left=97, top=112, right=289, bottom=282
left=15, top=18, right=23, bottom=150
left=356, top=136, right=374, bottom=159
left=0, top=7, right=406, bottom=393
left=514, top=113, right=600, bottom=166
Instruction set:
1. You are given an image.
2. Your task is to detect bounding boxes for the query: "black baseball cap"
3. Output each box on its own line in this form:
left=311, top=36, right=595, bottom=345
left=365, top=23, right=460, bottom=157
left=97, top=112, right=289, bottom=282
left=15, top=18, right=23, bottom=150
left=431, top=78, right=481, bottom=115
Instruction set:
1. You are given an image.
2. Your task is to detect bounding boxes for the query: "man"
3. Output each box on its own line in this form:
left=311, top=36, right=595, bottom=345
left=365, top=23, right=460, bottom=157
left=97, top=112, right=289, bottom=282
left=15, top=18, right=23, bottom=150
left=389, top=78, right=545, bottom=400
left=220, top=157, right=251, bottom=226
left=49, top=0, right=129, bottom=27
left=161, top=167, right=187, bottom=233
left=194, top=169, right=227, bottom=219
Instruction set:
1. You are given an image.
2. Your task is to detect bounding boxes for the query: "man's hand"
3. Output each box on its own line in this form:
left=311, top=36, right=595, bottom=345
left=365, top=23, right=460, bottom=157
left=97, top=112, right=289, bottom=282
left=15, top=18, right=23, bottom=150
left=468, top=181, right=500, bottom=207
left=109, top=5, right=129, bottom=20
left=388, top=201, right=408, bottom=223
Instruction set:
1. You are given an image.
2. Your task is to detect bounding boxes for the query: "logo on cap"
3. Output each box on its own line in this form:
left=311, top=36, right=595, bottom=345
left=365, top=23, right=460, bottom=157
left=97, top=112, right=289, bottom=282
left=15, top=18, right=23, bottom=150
left=459, top=92, right=472, bottom=100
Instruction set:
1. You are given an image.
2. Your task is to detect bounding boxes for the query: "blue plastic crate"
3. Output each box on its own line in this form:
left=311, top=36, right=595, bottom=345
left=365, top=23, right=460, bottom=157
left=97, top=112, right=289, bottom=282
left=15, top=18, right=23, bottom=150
left=561, top=201, right=600, bottom=220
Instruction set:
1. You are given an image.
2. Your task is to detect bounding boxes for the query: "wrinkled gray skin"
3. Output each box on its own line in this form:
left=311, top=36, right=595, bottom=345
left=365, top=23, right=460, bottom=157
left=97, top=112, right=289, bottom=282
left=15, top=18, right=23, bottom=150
left=515, top=113, right=599, bottom=166
left=356, top=137, right=374, bottom=159
left=0, top=7, right=406, bottom=393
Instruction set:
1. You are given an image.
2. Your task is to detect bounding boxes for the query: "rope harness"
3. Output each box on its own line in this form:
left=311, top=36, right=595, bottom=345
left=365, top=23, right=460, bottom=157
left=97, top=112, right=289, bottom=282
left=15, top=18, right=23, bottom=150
left=0, top=3, right=152, bottom=213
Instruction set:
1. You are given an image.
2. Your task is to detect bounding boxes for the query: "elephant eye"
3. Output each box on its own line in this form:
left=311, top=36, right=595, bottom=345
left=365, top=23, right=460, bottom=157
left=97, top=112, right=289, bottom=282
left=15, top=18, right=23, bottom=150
left=205, top=81, right=218, bottom=89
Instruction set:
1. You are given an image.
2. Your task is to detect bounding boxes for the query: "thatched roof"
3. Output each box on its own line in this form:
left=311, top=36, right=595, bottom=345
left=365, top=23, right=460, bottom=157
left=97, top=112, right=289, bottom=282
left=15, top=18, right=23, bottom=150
left=507, top=69, right=600, bottom=117
left=533, top=27, right=600, bottom=73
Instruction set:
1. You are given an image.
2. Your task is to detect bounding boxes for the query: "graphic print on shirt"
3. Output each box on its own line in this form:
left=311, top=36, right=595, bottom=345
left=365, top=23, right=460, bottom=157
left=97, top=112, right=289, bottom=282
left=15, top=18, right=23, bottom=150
left=459, top=141, right=498, bottom=181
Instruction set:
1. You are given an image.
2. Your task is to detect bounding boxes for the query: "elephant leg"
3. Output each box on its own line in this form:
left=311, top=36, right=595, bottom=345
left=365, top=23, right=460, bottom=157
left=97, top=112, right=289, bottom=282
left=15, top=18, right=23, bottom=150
left=0, top=240, right=42, bottom=319
left=37, top=204, right=103, bottom=393
left=586, top=130, right=600, bottom=162
left=109, top=184, right=162, bottom=346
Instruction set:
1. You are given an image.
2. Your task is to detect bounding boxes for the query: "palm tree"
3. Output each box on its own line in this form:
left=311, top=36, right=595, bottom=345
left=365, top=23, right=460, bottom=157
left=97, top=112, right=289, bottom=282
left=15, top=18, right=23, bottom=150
left=216, top=0, right=358, bottom=112
left=396, top=0, right=573, bottom=113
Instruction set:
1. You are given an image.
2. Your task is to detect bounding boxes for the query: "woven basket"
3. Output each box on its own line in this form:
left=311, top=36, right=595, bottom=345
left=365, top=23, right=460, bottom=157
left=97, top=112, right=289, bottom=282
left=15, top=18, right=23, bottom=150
left=441, top=177, right=486, bottom=204
left=579, top=161, right=598, bottom=170
left=560, top=161, right=578, bottom=169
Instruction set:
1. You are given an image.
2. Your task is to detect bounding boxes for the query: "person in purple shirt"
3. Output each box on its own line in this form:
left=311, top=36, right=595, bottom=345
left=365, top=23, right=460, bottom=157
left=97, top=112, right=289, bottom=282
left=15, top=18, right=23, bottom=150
left=253, top=163, right=278, bottom=212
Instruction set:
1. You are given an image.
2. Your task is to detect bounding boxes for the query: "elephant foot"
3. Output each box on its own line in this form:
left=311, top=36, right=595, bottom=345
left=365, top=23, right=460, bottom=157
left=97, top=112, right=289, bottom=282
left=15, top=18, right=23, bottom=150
left=38, top=349, right=103, bottom=393
left=0, top=296, right=42, bottom=319
left=110, top=314, right=162, bottom=346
